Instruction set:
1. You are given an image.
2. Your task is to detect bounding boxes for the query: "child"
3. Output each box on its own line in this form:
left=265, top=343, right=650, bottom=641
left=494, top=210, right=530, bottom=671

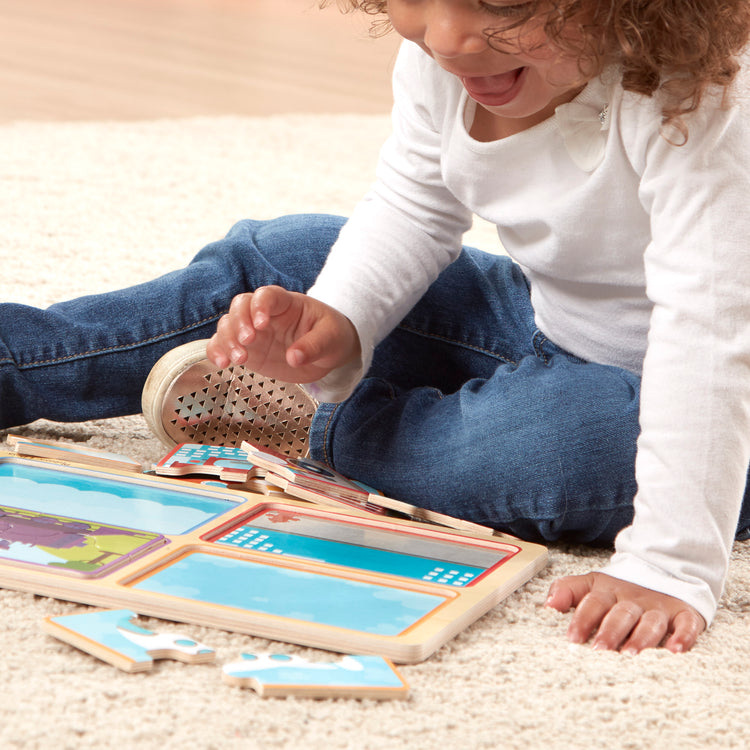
left=3, top=0, right=750, bottom=654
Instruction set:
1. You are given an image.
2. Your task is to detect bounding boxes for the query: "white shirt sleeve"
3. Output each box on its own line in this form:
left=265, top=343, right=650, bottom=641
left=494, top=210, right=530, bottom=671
left=601, top=87, right=750, bottom=624
left=306, top=43, right=473, bottom=401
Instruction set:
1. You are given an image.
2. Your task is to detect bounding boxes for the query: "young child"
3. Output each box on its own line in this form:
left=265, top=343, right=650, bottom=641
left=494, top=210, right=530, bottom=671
left=3, top=0, right=750, bottom=655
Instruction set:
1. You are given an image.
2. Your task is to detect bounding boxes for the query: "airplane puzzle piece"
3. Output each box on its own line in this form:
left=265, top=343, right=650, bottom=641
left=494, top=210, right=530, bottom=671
left=222, top=652, right=409, bottom=700
left=42, top=608, right=215, bottom=672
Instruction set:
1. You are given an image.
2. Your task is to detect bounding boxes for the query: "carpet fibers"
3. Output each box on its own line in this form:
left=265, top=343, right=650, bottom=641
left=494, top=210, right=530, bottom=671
left=1, top=116, right=749, bottom=750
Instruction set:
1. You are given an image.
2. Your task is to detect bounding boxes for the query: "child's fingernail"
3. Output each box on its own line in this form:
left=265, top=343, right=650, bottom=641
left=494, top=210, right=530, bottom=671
left=568, top=630, right=583, bottom=644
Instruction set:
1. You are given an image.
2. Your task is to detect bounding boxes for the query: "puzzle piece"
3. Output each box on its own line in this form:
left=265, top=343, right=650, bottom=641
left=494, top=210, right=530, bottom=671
left=0, top=506, right=165, bottom=576
left=164, top=473, right=278, bottom=495
left=7, top=434, right=142, bottom=473
left=241, top=441, right=389, bottom=515
left=241, top=441, right=495, bottom=535
left=222, top=652, right=409, bottom=700
left=42, top=609, right=215, bottom=672
left=153, top=443, right=264, bottom=484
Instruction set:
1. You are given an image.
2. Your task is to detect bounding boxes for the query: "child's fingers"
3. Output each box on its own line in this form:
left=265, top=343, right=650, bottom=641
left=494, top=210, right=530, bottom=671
left=207, top=321, right=246, bottom=367
left=207, top=287, right=359, bottom=383
left=206, top=294, right=257, bottom=367
left=220, top=314, right=253, bottom=362
left=663, top=610, right=705, bottom=653
left=617, top=607, right=702, bottom=654
left=545, top=573, right=595, bottom=612
left=248, top=286, right=295, bottom=330
left=565, top=586, right=617, bottom=644
left=286, top=309, right=360, bottom=371
left=286, top=327, right=337, bottom=369
left=285, top=331, right=335, bottom=370
left=206, top=333, right=232, bottom=369
left=227, top=293, right=258, bottom=344
left=591, top=602, right=654, bottom=652
left=548, top=572, right=706, bottom=653
left=616, top=609, right=670, bottom=653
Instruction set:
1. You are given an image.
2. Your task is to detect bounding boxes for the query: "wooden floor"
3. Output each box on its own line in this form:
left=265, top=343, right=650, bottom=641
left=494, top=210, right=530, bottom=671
left=0, top=0, right=401, bottom=121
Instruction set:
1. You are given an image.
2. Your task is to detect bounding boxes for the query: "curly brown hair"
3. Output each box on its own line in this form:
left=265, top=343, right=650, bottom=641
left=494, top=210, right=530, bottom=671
left=320, top=0, right=750, bottom=134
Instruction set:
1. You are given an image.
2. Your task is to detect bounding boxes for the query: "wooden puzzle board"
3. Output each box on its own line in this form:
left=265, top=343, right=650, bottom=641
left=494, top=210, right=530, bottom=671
left=0, top=453, right=547, bottom=663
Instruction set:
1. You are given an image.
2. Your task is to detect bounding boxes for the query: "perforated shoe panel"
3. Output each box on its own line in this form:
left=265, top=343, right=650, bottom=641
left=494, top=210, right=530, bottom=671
left=160, top=361, right=315, bottom=457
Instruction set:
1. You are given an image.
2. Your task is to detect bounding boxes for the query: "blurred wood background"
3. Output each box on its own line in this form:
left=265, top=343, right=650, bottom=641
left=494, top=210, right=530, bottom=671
left=0, top=0, right=400, bottom=120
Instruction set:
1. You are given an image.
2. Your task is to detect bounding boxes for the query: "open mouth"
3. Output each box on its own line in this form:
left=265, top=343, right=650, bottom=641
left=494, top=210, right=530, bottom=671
left=460, top=67, right=526, bottom=107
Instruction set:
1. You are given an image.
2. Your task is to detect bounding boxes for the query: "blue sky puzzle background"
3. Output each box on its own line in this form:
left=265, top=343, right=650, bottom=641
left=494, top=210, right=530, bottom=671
left=134, top=552, right=447, bottom=635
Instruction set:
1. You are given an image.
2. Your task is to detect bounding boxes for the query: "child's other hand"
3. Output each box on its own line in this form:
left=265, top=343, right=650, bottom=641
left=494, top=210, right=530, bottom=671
left=206, top=286, right=361, bottom=384
left=545, top=572, right=705, bottom=654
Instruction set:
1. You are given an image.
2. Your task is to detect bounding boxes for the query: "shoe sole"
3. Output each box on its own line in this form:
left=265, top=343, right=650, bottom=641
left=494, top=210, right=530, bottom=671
left=141, top=340, right=315, bottom=456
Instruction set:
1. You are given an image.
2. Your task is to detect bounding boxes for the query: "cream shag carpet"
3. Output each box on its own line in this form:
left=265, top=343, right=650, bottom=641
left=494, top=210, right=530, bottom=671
left=1, top=116, right=749, bottom=750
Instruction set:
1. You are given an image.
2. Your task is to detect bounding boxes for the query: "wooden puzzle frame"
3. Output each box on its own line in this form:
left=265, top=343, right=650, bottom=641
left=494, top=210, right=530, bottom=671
left=0, top=453, right=547, bottom=663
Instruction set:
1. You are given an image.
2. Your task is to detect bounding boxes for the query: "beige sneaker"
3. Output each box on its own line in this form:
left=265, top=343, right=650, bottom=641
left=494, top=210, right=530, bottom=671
left=141, top=340, right=317, bottom=456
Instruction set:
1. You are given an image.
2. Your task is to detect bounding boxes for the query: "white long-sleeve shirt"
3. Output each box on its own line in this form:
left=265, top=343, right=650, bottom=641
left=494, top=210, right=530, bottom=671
left=308, top=41, right=750, bottom=624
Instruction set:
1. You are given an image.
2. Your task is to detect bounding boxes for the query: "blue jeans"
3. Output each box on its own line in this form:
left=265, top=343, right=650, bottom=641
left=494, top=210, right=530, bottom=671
left=2, top=215, right=748, bottom=544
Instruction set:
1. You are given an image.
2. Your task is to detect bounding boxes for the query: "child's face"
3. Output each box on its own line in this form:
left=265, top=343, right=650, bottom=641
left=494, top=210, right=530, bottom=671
left=388, top=0, right=587, bottom=128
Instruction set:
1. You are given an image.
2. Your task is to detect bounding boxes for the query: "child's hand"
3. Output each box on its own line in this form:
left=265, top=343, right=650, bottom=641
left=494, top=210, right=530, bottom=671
left=206, top=286, right=361, bottom=384
left=545, top=572, right=705, bottom=654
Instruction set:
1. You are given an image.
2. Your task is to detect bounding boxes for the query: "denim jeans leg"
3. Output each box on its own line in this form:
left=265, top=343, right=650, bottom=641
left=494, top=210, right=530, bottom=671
left=735, top=469, right=750, bottom=538
left=310, top=247, right=642, bottom=545
left=0, top=214, right=347, bottom=428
